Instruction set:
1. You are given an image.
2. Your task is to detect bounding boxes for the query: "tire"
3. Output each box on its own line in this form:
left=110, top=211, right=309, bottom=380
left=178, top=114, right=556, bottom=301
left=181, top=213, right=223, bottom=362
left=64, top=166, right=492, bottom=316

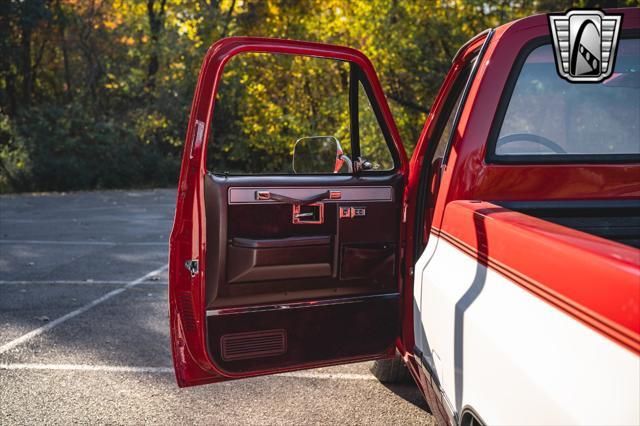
left=370, top=354, right=412, bottom=384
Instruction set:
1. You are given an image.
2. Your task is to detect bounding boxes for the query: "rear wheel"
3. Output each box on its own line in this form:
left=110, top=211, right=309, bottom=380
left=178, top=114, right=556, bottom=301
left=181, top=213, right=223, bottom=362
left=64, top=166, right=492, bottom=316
left=370, top=354, right=412, bottom=383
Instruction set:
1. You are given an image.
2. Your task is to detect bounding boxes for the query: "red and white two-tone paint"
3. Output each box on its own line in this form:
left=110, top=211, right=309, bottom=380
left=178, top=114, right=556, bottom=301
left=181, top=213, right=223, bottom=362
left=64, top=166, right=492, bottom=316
left=169, top=7, right=640, bottom=425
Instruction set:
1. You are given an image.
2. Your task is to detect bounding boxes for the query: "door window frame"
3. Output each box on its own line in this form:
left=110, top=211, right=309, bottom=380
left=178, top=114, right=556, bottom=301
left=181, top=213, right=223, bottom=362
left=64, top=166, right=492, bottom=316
left=349, top=64, right=401, bottom=174
left=207, top=53, right=402, bottom=177
left=412, top=31, right=492, bottom=258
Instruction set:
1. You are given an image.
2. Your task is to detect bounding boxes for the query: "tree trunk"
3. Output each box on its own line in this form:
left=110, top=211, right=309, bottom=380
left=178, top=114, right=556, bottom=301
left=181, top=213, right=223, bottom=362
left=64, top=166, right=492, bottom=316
left=5, top=72, right=17, bottom=114
left=221, top=0, right=237, bottom=38
left=146, top=0, right=167, bottom=90
left=56, top=0, right=73, bottom=101
left=20, top=26, right=32, bottom=106
left=78, top=0, right=105, bottom=105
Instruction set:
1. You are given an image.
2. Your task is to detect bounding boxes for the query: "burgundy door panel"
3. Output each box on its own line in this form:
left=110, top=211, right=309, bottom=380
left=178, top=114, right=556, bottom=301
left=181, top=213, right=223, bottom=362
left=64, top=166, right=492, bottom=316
left=231, top=235, right=332, bottom=248
left=340, top=243, right=396, bottom=282
left=205, top=173, right=403, bottom=306
left=227, top=238, right=333, bottom=283
left=228, top=203, right=337, bottom=239
left=207, top=294, right=398, bottom=374
left=228, top=186, right=394, bottom=203
left=202, top=172, right=403, bottom=371
left=228, top=235, right=333, bottom=285
left=169, top=37, right=408, bottom=387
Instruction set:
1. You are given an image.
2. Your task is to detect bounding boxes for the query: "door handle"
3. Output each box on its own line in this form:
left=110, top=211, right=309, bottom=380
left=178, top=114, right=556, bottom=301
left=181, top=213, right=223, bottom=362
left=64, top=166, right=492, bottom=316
left=292, top=203, right=324, bottom=224
left=256, top=190, right=331, bottom=205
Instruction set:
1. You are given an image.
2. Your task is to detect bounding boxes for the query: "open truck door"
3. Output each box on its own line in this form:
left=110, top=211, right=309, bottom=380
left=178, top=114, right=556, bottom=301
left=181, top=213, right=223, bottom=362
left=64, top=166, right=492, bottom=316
left=169, top=37, right=410, bottom=386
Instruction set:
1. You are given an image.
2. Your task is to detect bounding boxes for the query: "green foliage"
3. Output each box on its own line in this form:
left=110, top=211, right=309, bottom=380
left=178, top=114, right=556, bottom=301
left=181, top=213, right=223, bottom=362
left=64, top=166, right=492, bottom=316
left=0, top=102, right=180, bottom=192
left=0, top=0, right=634, bottom=192
left=210, top=53, right=352, bottom=174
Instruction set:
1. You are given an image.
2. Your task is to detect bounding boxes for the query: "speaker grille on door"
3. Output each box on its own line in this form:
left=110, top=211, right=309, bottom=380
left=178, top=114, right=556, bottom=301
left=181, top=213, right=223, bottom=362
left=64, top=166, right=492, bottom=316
left=220, top=329, right=287, bottom=361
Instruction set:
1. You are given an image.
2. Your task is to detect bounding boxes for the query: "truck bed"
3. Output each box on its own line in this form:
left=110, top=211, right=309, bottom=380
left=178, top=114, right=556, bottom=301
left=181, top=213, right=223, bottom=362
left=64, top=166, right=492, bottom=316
left=496, top=200, right=640, bottom=249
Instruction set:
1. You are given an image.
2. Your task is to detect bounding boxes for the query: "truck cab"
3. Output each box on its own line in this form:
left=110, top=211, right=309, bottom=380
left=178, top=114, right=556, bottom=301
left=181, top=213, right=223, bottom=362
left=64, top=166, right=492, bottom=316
left=169, top=8, right=639, bottom=425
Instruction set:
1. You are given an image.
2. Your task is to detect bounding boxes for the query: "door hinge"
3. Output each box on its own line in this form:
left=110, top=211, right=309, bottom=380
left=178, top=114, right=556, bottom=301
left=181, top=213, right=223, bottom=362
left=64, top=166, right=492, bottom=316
left=184, top=259, right=199, bottom=277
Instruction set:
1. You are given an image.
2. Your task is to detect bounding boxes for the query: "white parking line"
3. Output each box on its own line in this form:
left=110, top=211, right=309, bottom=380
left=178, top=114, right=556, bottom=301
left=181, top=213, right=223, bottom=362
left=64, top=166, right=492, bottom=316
left=0, top=363, right=173, bottom=374
left=2, top=219, right=173, bottom=224
left=0, top=265, right=168, bottom=354
left=280, top=371, right=376, bottom=381
left=0, top=363, right=376, bottom=381
left=0, top=239, right=166, bottom=246
left=0, top=280, right=167, bottom=286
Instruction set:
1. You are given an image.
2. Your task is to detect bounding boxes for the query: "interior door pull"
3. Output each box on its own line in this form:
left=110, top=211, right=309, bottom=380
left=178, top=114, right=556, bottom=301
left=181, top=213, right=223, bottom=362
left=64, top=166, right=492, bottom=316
left=255, top=190, right=331, bottom=205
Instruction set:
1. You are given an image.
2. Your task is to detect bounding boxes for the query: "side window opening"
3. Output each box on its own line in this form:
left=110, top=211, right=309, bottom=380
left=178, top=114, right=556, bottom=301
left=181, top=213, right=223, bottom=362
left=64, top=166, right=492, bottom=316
left=207, top=52, right=396, bottom=175
left=209, top=53, right=352, bottom=175
left=358, top=82, right=394, bottom=171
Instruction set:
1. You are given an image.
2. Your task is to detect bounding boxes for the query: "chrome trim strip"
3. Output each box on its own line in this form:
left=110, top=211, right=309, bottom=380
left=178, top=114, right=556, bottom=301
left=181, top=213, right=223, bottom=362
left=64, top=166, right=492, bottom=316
left=206, top=293, right=400, bottom=316
left=228, top=186, right=393, bottom=204
left=452, top=28, right=491, bottom=63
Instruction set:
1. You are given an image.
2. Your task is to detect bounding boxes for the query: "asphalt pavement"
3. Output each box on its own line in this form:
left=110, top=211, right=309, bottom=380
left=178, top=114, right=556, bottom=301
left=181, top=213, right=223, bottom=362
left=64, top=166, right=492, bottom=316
left=0, top=189, right=434, bottom=425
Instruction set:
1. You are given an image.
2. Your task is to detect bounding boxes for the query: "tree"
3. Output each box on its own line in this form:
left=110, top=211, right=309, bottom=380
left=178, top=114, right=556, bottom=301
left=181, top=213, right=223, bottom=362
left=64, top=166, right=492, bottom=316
left=0, top=0, right=635, bottom=192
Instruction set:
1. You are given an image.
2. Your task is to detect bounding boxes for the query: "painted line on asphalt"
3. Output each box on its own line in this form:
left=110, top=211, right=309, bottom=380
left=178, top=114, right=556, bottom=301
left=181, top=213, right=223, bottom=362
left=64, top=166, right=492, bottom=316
left=0, top=363, right=376, bottom=381
left=0, top=204, right=175, bottom=214
left=0, top=239, right=166, bottom=246
left=1, top=219, right=173, bottom=224
left=0, top=280, right=167, bottom=286
left=0, top=363, right=174, bottom=374
left=279, top=371, right=376, bottom=381
left=0, top=265, right=168, bottom=355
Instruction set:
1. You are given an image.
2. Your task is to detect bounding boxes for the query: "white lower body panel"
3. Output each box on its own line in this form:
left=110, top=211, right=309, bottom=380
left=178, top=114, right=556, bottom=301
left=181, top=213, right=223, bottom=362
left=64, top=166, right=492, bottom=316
left=413, top=235, right=640, bottom=425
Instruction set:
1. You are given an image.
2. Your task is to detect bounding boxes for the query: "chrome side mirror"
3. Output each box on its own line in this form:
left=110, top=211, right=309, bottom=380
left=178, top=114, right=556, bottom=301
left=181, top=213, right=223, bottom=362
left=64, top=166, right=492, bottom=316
left=293, top=136, right=353, bottom=174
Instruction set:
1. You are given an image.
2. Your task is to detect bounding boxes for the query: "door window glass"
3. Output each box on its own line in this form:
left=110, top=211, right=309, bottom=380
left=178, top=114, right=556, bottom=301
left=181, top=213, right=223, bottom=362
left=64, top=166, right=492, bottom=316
left=432, top=63, right=472, bottom=164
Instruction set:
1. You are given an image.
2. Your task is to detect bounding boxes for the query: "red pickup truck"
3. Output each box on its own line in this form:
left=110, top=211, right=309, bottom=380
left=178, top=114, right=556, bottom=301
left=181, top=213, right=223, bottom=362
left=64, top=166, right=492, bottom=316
left=169, top=8, right=640, bottom=425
